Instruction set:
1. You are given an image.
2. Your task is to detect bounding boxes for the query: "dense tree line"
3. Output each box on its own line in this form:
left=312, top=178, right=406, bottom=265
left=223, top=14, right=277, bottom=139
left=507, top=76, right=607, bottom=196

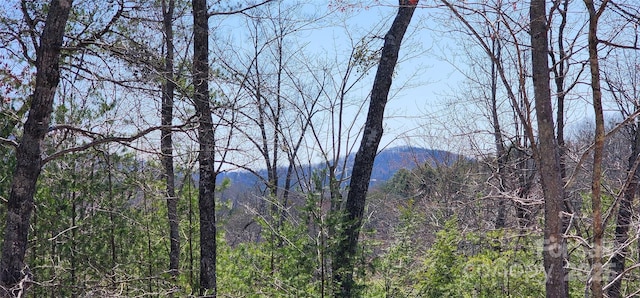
left=1, top=0, right=640, bottom=297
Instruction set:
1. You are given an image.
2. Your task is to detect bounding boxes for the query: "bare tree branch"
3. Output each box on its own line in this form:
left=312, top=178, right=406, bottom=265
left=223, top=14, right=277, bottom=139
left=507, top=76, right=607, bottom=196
left=0, top=137, right=18, bottom=148
left=207, top=0, right=274, bottom=17
left=599, top=39, right=640, bottom=50
left=604, top=262, right=640, bottom=291
left=42, top=119, right=196, bottom=164
left=565, top=109, right=640, bottom=189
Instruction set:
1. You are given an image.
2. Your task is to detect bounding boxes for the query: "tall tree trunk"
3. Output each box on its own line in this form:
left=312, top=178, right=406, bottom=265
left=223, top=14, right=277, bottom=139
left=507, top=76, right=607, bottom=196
left=529, top=1, right=568, bottom=297
left=71, top=192, right=77, bottom=298
left=0, top=0, right=73, bottom=295
left=161, top=0, right=180, bottom=290
left=552, top=0, right=569, bottom=183
left=584, top=1, right=608, bottom=297
left=488, top=23, right=508, bottom=229
left=193, top=0, right=217, bottom=295
left=607, top=127, right=640, bottom=298
left=550, top=1, right=570, bottom=294
left=332, top=1, right=417, bottom=296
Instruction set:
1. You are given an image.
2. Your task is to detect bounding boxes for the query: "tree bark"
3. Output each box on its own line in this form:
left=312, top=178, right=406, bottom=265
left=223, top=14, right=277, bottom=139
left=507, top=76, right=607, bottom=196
left=162, top=0, right=180, bottom=290
left=552, top=0, right=569, bottom=183
left=584, top=1, right=608, bottom=297
left=332, top=1, right=417, bottom=296
left=608, top=127, right=640, bottom=298
left=193, top=0, right=217, bottom=296
left=0, top=0, right=73, bottom=296
left=529, top=1, right=568, bottom=297
left=550, top=1, right=570, bottom=294
left=488, top=23, right=508, bottom=229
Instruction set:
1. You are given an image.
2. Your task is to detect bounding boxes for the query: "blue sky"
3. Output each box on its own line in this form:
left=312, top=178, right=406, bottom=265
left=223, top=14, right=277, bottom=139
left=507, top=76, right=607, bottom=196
left=212, top=0, right=602, bottom=162
left=297, top=3, right=467, bottom=150
left=211, top=1, right=464, bottom=161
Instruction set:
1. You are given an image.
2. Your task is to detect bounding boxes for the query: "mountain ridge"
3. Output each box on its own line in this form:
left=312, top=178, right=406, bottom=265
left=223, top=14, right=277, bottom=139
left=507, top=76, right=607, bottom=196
left=217, top=146, right=462, bottom=194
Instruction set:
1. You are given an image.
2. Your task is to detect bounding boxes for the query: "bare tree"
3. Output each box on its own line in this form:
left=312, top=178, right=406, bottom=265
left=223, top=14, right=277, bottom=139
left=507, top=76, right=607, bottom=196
left=583, top=1, right=608, bottom=297
left=332, top=0, right=418, bottom=296
left=530, top=0, right=567, bottom=296
left=596, top=2, right=640, bottom=297
left=211, top=1, right=325, bottom=276
left=605, top=50, right=640, bottom=298
left=438, top=0, right=543, bottom=231
left=161, top=0, right=180, bottom=293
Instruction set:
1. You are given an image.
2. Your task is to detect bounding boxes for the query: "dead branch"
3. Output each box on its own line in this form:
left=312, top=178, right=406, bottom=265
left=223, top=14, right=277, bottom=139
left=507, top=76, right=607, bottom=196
left=42, top=117, right=196, bottom=164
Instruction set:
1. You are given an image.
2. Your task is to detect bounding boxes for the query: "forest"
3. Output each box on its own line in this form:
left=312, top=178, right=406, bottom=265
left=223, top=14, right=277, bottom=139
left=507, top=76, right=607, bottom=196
left=1, top=0, right=640, bottom=297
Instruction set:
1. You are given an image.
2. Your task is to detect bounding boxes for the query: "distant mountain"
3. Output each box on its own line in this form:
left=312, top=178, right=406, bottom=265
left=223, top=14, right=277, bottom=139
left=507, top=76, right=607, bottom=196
left=368, top=146, right=461, bottom=184
left=217, top=146, right=462, bottom=195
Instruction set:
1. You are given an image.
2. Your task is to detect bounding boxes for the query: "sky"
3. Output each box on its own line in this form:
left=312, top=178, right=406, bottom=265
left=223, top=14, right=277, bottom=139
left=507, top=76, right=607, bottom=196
left=296, top=2, right=480, bottom=155
left=207, top=0, right=625, bottom=165
left=322, top=1, right=600, bottom=157
left=213, top=1, right=474, bottom=156
left=1, top=0, right=608, bottom=170
left=147, top=0, right=627, bottom=173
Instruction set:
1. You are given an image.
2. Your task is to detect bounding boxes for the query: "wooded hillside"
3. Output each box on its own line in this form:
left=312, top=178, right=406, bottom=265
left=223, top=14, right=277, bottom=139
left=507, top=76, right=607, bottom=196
left=1, top=1, right=640, bottom=297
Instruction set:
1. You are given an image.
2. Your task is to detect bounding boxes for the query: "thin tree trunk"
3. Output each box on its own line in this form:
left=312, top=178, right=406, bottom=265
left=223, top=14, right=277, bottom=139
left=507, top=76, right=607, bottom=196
left=144, top=183, right=154, bottom=294
left=332, top=1, right=417, bottom=296
left=607, top=127, right=640, bottom=297
left=71, top=191, right=77, bottom=298
left=188, top=174, right=195, bottom=291
left=161, top=0, right=180, bottom=289
left=530, top=1, right=568, bottom=297
left=193, top=0, right=217, bottom=295
left=552, top=0, right=569, bottom=183
left=106, top=154, right=117, bottom=289
left=0, top=0, right=73, bottom=295
left=584, top=1, right=608, bottom=297
left=550, top=1, right=570, bottom=294
left=488, top=23, right=508, bottom=229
